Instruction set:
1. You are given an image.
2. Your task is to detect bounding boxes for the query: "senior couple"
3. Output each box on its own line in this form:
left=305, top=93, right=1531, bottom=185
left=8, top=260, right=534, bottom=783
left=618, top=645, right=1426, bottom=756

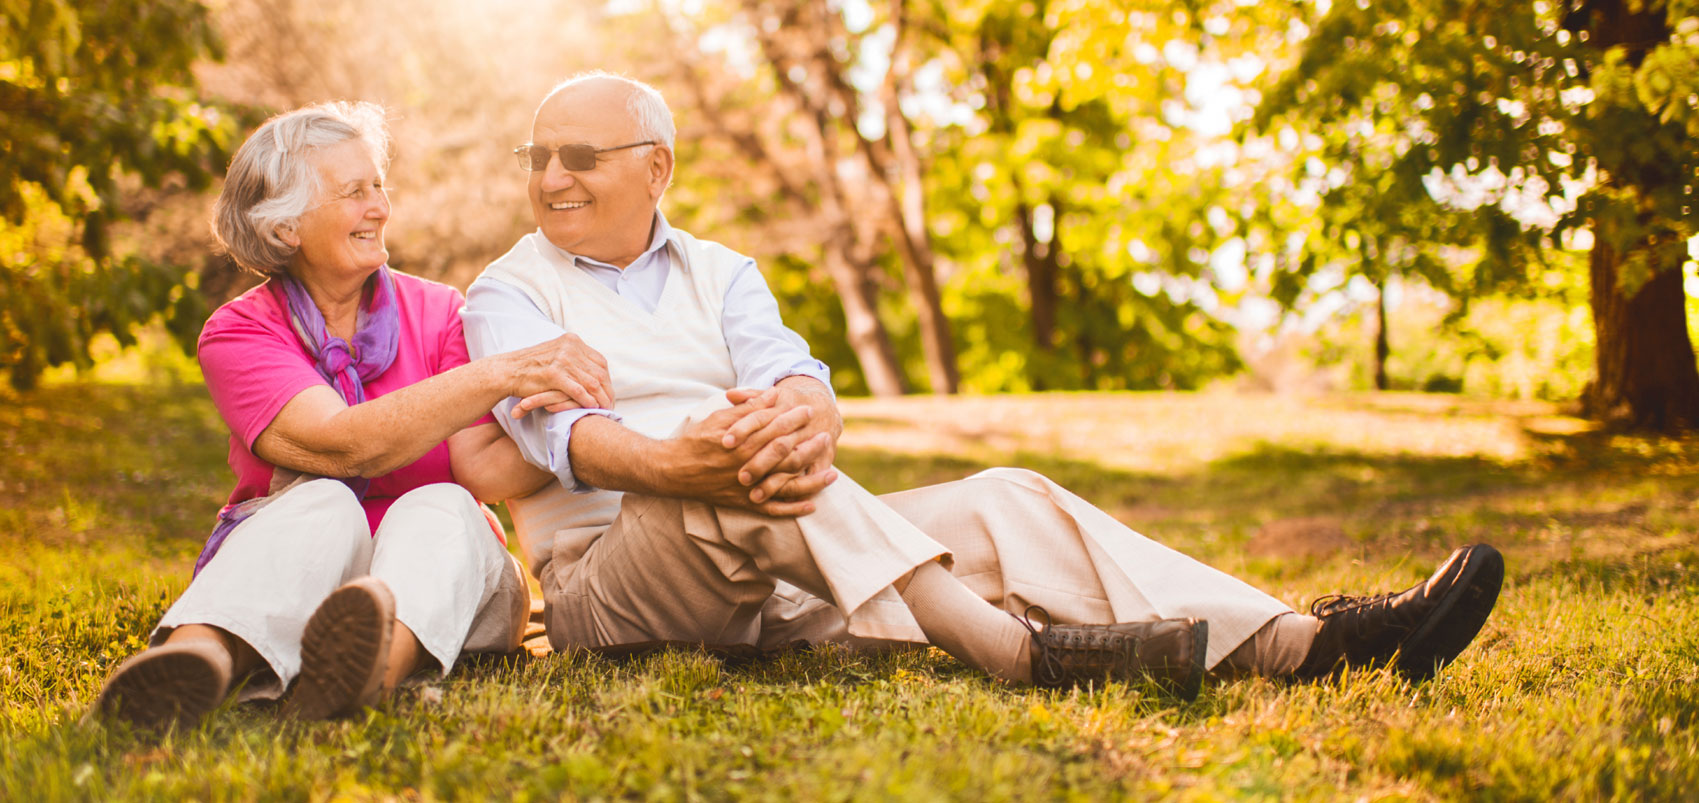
left=94, top=74, right=1504, bottom=730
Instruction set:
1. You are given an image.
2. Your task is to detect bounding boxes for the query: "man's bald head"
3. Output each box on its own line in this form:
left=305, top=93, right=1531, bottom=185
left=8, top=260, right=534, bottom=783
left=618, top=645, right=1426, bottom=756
left=536, top=72, right=675, bottom=149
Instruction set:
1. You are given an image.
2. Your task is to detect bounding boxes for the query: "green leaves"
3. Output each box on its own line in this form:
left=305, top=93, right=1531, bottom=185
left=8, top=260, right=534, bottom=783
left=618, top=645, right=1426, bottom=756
left=1, top=0, right=232, bottom=389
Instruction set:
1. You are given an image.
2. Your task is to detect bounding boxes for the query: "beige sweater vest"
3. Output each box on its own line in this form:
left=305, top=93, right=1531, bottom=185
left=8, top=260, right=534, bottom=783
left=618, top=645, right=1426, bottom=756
left=481, top=229, right=744, bottom=577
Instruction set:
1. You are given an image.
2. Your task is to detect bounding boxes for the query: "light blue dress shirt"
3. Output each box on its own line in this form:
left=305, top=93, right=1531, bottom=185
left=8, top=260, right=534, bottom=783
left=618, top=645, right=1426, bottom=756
left=461, top=211, right=832, bottom=490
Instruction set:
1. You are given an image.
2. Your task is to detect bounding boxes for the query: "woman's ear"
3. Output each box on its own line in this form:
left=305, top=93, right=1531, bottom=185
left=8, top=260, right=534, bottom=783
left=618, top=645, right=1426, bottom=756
left=276, top=222, right=301, bottom=248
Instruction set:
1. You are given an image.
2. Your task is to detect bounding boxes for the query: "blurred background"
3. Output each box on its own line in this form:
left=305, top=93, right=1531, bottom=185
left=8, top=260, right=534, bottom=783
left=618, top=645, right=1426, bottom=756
left=5, top=0, right=1698, bottom=431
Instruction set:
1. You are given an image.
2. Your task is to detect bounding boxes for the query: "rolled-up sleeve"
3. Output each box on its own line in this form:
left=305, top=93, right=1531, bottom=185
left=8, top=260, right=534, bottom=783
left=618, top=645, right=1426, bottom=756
left=461, top=278, right=618, bottom=491
left=721, top=259, right=833, bottom=395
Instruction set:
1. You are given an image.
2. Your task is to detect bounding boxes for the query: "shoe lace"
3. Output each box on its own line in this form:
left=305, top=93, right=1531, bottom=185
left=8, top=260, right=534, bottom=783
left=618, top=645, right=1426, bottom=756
left=1017, top=605, right=1066, bottom=686
left=1307, top=591, right=1399, bottom=619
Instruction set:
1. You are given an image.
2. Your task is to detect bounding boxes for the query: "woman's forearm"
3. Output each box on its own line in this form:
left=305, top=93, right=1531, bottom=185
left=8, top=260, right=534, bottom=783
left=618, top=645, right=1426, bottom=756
left=254, top=332, right=610, bottom=481
left=255, top=356, right=519, bottom=479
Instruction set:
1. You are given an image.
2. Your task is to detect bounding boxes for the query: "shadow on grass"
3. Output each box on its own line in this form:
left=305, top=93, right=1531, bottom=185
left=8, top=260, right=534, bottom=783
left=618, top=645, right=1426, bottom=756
left=1, top=382, right=230, bottom=554
left=842, top=429, right=1697, bottom=551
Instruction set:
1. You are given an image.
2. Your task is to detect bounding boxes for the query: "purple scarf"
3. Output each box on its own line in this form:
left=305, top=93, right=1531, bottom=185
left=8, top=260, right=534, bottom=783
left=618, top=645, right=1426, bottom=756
left=192, top=267, right=401, bottom=575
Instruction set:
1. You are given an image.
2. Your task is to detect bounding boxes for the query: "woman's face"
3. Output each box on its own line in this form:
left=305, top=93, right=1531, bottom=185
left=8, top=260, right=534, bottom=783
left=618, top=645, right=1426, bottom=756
left=286, top=139, right=390, bottom=284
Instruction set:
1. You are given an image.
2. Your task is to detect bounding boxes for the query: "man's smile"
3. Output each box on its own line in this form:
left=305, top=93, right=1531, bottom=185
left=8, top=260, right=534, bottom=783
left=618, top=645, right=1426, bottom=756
left=549, top=201, right=590, bottom=211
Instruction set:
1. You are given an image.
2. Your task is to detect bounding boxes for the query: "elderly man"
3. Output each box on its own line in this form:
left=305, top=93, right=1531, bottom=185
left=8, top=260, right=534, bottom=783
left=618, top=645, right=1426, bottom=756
left=461, top=73, right=1503, bottom=696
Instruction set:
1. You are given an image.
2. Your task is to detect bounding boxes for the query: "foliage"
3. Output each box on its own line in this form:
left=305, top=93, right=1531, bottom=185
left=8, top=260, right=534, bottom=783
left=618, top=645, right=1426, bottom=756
left=0, top=0, right=235, bottom=389
left=611, top=0, right=1268, bottom=394
left=5, top=382, right=1699, bottom=798
left=914, top=0, right=1257, bottom=391
left=1304, top=282, right=1597, bottom=398
left=1252, top=0, right=1699, bottom=426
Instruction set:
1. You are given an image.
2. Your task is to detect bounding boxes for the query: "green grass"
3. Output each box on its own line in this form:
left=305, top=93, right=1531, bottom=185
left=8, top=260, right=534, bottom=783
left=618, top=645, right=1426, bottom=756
left=3, top=383, right=1697, bottom=800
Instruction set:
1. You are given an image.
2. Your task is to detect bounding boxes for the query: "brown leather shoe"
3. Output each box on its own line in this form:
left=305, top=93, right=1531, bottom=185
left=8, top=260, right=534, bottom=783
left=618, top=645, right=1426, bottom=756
left=1293, top=543, right=1504, bottom=681
left=92, top=639, right=233, bottom=732
left=1020, top=608, right=1209, bottom=700
left=283, top=577, right=396, bottom=720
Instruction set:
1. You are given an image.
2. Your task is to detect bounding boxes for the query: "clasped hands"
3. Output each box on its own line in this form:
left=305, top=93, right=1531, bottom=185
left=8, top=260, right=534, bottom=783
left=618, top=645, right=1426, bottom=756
left=675, top=381, right=841, bottom=516
left=505, top=334, right=839, bottom=516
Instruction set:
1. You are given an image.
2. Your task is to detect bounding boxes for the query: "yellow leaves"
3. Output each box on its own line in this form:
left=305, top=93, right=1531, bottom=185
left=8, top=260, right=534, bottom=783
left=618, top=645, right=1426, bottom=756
left=1011, top=118, right=1064, bottom=161
left=1627, top=41, right=1699, bottom=135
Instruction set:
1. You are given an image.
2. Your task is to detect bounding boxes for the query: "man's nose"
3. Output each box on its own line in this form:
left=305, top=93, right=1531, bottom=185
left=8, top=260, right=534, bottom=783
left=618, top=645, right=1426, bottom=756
left=539, top=157, right=578, bottom=191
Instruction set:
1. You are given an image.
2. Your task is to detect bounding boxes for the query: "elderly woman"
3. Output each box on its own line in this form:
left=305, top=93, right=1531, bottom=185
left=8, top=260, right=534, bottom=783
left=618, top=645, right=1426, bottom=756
left=93, top=101, right=607, bottom=729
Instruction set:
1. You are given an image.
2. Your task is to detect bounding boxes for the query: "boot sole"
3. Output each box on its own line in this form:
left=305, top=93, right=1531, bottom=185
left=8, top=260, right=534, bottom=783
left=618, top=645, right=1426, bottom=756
left=93, top=640, right=231, bottom=732
left=1395, top=544, right=1505, bottom=680
left=283, top=578, right=395, bottom=721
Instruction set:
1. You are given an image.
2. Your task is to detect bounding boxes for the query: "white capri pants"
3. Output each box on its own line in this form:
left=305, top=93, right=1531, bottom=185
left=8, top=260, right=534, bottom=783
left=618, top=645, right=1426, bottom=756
left=152, top=479, right=529, bottom=700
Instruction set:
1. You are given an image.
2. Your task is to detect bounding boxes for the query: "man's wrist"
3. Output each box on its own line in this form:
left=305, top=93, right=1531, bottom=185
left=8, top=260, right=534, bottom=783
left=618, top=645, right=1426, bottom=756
left=776, top=374, right=831, bottom=396
left=635, top=436, right=683, bottom=496
left=777, top=375, right=842, bottom=437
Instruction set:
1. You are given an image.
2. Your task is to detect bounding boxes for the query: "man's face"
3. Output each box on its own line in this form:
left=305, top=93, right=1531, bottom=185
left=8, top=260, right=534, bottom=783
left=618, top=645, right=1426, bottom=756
left=527, top=82, right=672, bottom=267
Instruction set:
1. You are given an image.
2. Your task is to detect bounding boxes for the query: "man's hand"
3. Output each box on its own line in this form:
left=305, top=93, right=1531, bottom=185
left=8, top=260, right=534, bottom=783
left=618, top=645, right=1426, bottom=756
left=653, top=394, right=838, bottom=516
left=719, top=377, right=842, bottom=506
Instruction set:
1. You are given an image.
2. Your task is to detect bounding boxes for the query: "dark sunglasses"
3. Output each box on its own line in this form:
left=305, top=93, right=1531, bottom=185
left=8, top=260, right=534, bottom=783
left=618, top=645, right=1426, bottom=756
left=512, top=141, right=656, bottom=172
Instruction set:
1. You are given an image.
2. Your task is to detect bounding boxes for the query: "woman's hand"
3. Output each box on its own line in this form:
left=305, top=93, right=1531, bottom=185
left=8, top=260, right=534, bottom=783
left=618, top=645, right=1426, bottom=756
left=502, top=334, right=614, bottom=413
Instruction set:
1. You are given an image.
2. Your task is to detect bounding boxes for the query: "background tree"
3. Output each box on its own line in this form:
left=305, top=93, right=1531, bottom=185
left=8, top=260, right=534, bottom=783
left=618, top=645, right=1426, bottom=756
left=909, top=0, right=1268, bottom=391
left=739, top=0, right=962, bottom=393
left=643, top=3, right=912, bottom=395
left=638, top=0, right=1256, bottom=394
left=1256, top=0, right=1699, bottom=430
left=0, top=0, right=234, bottom=389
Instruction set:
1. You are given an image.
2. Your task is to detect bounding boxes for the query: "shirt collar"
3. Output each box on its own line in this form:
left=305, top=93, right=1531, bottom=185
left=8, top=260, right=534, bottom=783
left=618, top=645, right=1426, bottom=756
left=546, top=210, right=674, bottom=273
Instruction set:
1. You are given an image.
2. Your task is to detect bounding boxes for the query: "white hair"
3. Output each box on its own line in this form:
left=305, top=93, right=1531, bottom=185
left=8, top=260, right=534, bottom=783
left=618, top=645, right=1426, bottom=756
left=540, top=71, right=675, bottom=148
left=212, top=101, right=391, bottom=274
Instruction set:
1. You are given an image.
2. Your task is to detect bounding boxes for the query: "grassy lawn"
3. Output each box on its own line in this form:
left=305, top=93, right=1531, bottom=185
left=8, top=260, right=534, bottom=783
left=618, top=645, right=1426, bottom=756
left=2, top=382, right=1696, bottom=800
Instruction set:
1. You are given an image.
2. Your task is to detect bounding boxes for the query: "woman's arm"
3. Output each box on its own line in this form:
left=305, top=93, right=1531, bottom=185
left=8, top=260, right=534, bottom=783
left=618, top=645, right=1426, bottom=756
left=447, top=422, right=557, bottom=502
left=252, top=333, right=609, bottom=479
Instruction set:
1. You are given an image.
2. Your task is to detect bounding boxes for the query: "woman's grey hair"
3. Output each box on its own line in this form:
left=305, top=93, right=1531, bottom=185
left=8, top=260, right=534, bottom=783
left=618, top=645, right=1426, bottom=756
left=212, top=101, right=391, bottom=275
left=542, top=71, right=676, bottom=149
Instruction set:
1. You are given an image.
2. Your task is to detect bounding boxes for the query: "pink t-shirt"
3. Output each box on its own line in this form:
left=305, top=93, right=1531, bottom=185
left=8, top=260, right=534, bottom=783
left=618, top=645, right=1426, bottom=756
left=198, top=270, right=493, bottom=533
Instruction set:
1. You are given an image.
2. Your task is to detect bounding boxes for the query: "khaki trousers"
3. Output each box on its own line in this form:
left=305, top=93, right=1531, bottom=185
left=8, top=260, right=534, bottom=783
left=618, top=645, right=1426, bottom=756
left=541, top=466, right=1294, bottom=670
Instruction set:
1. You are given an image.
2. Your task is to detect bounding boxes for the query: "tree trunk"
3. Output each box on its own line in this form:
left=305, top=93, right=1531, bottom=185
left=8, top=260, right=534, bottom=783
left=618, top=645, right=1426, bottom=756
left=1374, top=275, right=1390, bottom=391
left=1016, top=198, right=1060, bottom=352
left=871, top=0, right=959, bottom=393
left=1015, top=197, right=1061, bottom=389
left=823, top=245, right=909, bottom=396
left=669, top=16, right=908, bottom=395
left=1576, top=3, right=1699, bottom=430
left=1583, top=226, right=1699, bottom=429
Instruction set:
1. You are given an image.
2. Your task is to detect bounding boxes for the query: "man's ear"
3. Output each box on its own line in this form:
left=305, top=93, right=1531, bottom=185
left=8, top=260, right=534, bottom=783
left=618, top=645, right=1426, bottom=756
left=648, top=145, right=675, bottom=199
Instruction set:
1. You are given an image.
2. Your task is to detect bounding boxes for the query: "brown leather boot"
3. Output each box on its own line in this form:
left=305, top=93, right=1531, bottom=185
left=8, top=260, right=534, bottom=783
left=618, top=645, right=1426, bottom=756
left=1020, top=608, right=1209, bottom=700
left=1293, top=543, right=1504, bottom=681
